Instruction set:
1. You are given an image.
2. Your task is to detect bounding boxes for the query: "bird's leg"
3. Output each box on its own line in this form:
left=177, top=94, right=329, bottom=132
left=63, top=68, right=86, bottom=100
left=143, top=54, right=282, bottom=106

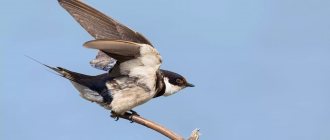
left=125, top=112, right=135, bottom=123
left=110, top=110, right=139, bottom=123
left=110, top=111, right=120, bottom=121
left=128, top=110, right=140, bottom=116
left=124, top=110, right=139, bottom=123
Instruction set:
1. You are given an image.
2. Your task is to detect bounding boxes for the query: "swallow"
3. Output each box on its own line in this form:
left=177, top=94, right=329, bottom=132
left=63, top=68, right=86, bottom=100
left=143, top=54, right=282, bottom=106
left=41, top=0, right=194, bottom=117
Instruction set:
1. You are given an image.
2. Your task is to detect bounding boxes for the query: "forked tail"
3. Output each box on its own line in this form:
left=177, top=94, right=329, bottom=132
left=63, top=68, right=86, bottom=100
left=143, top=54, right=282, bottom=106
left=25, top=55, right=85, bottom=83
left=26, top=56, right=113, bottom=103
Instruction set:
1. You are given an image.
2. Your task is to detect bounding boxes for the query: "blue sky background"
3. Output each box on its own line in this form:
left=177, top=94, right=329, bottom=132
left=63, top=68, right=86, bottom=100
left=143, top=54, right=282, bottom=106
left=1, top=0, right=330, bottom=139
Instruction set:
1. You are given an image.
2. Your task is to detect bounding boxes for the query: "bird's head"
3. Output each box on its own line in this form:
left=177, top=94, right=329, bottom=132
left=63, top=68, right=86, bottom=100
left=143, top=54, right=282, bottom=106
left=160, top=69, right=194, bottom=96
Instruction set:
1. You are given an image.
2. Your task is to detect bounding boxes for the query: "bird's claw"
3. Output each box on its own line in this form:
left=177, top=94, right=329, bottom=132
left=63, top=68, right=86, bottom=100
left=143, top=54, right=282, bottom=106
left=110, top=110, right=140, bottom=123
left=122, top=112, right=135, bottom=123
left=124, top=110, right=139, bottom=123
left=129, top=110, right=140, bottom=116
left=110, top=111, right=120, bottom=121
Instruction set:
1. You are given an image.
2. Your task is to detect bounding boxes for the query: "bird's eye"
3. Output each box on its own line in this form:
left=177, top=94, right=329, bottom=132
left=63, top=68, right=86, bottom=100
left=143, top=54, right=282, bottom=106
left=176, top=79, right=183, bottom=84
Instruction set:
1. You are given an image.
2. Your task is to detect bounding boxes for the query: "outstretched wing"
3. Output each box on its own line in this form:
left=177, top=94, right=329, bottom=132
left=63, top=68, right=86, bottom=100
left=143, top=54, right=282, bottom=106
left=58, top=0, right=153, bottom=71
left=84, top=40, right=162, bottom=88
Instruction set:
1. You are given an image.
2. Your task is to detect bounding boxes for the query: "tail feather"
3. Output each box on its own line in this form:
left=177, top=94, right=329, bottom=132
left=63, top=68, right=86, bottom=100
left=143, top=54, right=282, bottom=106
left=26, top=56, right=113, bottom=103
left=26, top=55, right=77, bottom=82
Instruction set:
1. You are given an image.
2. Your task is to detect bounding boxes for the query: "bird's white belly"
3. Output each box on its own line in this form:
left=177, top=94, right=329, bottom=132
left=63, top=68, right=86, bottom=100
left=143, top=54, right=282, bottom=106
left=106, top=77, right=156, bottom=114
left=109, top=87, right=153, bottom=114
left=71, top=76, right=157, bottom=114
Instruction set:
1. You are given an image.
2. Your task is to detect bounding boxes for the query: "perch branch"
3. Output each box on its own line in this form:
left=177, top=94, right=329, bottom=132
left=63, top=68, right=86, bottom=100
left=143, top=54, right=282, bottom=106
left=118, top=112, right=199, bottom=140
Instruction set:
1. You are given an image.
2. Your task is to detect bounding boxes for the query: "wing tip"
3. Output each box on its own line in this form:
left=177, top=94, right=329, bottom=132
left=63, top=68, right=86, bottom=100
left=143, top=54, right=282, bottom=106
left=83, top=40, right=95, bottom=49
left=58, top=0, right=84, bottom=6
left=57, top=0, right=67, bottom=5
left=83, top=39, right=143, bottom=50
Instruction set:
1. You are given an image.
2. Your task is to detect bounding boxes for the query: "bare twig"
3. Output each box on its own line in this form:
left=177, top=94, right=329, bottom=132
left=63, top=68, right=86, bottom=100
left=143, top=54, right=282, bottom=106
left=118, top=113, right=199, bottom=140
left=188, top=128, right=200, bottom=140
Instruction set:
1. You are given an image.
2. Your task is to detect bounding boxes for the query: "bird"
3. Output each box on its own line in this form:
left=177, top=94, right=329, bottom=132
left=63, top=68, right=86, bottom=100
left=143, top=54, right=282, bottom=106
left=40, top=0, right=194, bottom=117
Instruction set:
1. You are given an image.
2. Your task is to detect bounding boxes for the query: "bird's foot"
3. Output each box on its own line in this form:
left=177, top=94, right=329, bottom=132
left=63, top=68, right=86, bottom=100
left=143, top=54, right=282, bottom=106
left=110, top=111, right=120, bottom=121
left=110, top=110, right=139, bottom=123
left=128, top=110, right=140, bottom=116
left=124, top=110, right=139, bottom=123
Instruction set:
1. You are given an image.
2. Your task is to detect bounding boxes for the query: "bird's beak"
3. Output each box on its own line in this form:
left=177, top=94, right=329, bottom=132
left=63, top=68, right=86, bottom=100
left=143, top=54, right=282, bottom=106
left=186, top=83, right=195, bottom=87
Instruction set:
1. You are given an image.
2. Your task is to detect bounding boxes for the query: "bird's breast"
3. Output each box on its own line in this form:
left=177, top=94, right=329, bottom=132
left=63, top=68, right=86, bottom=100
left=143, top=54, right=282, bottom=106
left=106, top=75, right=156, bottom=94
left=105, top=76, right=157, bottom=114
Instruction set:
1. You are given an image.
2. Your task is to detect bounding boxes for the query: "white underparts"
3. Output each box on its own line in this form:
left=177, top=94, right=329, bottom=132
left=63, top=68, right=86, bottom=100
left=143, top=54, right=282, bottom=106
left=71, top=82, right=104, bottom=103
left=163, top=77, right=183, bottom=96
left=119, top=44, right=161, bottom=89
